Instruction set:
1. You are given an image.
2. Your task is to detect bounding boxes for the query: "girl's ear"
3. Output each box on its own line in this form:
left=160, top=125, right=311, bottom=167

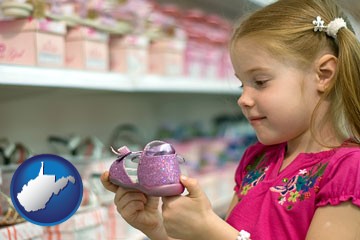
left=316, top=54, right=337, bottom=93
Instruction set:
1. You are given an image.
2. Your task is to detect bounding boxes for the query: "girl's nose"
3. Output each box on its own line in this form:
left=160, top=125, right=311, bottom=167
left=237, top=88, right=255, bottom=108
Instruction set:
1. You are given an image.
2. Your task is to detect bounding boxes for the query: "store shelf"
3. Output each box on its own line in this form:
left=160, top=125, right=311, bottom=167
left=0, top=65, right=133, bottom=92
left=136, top=75, right=239, bottom=94
left=0, top=65, right=241, bottom=95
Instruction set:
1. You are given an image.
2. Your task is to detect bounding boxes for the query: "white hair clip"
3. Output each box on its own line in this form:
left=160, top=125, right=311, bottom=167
left=313, top=16, right=325, bottom=32
left=313, top=16, right=347, bottom=39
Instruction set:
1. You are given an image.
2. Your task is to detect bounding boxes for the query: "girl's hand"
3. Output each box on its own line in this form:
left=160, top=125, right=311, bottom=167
left=100, top=171, right=168, bottom=240
left=162, top=176, right=243, bottom=240
left=162, top=176, right=239, bottom=240
left=161, top=176, right=215, bottom=240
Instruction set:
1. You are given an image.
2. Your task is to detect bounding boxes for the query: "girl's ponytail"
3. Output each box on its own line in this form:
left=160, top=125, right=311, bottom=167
left=332, top=27, right=360, bottom=143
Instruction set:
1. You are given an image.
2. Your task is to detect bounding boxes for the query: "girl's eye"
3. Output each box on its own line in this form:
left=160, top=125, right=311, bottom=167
left=254, top=80, right=268, bottom=87
left=253, top=74, right=271, bottom=87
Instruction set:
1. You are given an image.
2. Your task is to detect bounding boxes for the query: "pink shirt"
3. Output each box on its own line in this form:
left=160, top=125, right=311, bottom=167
left=226, top=142, right=360, bottom=240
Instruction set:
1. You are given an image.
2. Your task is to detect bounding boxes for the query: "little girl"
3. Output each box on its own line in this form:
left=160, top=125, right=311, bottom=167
left=101, top=0, right=360, bottom=239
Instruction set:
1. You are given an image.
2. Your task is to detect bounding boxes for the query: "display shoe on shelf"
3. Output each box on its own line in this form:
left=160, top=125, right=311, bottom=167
left=48, top=135, right=105, bottom=159
left=108, top=123, right=144, bottom=154
left=0, top=138, right=31, bottom=165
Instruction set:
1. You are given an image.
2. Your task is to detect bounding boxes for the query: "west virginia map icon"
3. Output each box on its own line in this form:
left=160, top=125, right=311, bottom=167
left=17, top=161, right=75, bottom=212
left=10, top=154, right=83, bottom=226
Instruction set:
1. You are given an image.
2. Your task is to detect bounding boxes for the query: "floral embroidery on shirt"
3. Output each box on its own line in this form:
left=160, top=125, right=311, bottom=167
left=238, top=153, right=269, bottom=200
left=270, top=162, right=328, bottom=210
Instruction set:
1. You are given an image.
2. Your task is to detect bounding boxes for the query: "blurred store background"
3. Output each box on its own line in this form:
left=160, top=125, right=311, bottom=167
left=0, top=0, right=358, bottom=239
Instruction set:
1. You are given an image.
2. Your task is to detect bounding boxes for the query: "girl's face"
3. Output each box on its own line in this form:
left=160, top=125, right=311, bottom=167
left=231, top=37, right=321, bottom=145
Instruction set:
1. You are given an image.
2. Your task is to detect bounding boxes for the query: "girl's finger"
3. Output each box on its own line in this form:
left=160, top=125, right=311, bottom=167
left=115, top=190, right=147, bottom=209
left=100, top=171, right=118, bottom=193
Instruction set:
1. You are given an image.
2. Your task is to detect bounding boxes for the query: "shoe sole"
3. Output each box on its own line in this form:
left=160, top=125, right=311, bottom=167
left=109, top=177, right=184, bottom=197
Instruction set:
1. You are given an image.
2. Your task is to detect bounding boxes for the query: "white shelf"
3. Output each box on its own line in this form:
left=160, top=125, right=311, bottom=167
left=0, top=65, right=133, bottom=92
left=136, top=75, right=240, bottom=94
left=0, top=65, right=241, bottom=95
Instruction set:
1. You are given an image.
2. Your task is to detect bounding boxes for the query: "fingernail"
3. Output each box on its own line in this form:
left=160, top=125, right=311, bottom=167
left=181, top=175, right=188, bottom=181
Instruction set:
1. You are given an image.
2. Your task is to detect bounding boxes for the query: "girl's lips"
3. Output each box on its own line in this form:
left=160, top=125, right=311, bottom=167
left=249, top=116, right=266, bottom=124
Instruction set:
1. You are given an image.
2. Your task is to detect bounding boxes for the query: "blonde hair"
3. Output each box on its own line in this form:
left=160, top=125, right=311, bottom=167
left=231, top=0, right=360, bottom=145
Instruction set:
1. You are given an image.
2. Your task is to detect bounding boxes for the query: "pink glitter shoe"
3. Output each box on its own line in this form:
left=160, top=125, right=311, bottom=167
left=109, top=140, right=185, bottom=196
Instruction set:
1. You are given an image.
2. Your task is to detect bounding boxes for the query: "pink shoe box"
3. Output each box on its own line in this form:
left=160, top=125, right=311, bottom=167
left=149, top=38, right=186, bottom=76
left=203, top=14, right=231, bottom=80
left=0, top=18, right=66, bottom=67
left=110, top=35, right=149, bottom=75
left=65, top=26, right=109, bottom=71
left=219, top=51, right=234, bottom=79
left=203, top=44, right=225, bottom=80
left=183, top=38, right=206, bottom=78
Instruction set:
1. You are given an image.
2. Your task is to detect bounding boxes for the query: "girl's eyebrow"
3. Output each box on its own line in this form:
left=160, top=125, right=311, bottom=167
left=234, top=67, right=270, bottom=80
left=245, top=67, right=270, bottom=74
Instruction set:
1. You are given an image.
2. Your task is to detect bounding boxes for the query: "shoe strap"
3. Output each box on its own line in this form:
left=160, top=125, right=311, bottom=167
left=111, top=146, right=131, bottom=157
left=111, top=146, right=142, bottom=163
